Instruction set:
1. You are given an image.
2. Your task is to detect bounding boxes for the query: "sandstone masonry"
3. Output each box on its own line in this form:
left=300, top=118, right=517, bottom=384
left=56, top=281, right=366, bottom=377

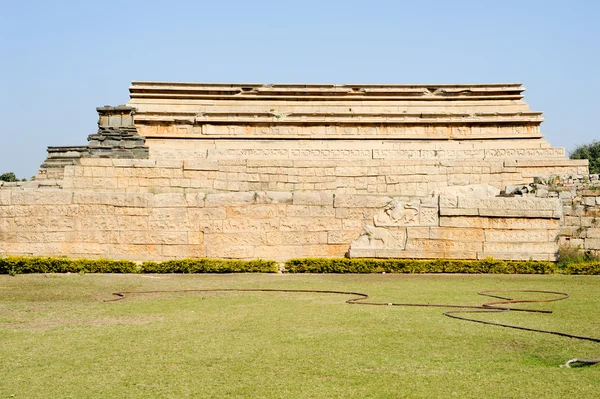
left=0, top=82, right=589, bottom=261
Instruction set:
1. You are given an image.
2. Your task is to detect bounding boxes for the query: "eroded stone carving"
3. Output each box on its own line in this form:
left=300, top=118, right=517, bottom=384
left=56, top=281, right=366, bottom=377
left=349, top=225, right=406, bottom=250
left=373, top=198, right=438, bottom=227
left=430, top=184, right=500, bottom=198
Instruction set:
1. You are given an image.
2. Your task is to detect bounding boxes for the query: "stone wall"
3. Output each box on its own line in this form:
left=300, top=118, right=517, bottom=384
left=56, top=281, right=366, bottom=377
left=526, top=175, right=600, bottom=256
left=0, top=82, right=591, bottom=262
left=0, top=187, right=562, bottom=262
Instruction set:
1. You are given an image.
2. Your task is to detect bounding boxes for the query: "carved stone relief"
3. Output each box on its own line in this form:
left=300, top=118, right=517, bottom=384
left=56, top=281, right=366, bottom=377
left=373, top=198, right=438, bottom=227
left=349, top=225, right=406, bottom=250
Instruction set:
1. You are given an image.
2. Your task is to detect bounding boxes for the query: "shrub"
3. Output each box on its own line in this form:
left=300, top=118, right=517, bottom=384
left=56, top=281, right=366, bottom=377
left=0, top=256, right=279, bottom=274
left=557, top=245, right=600, bottom=268
left=570, top=140, right=600, bottom=174
left=140, top=259, right=278, bottom=273
left=0, top=256, right=138, bottom=274
left=284, top=258, right=557, bottom=274
left=0, top=172, right=18, bottom=182
left=564, top=261, right=600, bottom=275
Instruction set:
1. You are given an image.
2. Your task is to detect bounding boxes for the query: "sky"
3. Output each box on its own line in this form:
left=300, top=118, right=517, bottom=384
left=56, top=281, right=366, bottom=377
left=0, top=0, right=598, bottom=178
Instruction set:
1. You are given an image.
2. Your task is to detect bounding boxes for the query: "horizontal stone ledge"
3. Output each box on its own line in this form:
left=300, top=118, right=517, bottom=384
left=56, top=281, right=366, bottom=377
left=334, top=195, right=393, bottom=208
left=440, top=216, right=560, bottom=229
left=183, top=160, right=219, bottom=170
left=477, top=209, right=559, bottom=218
left=504, top=159, right=588, bottom=167
left=483, top=241, right=557, bottom=253
left=130, top=93, right=525, bottom=102
left=456, top=197, right=561, bottom=211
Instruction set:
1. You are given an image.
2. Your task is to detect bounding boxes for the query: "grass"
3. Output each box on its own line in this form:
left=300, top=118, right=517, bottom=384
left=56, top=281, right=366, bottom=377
left=1, top=273, right=599, bottom=398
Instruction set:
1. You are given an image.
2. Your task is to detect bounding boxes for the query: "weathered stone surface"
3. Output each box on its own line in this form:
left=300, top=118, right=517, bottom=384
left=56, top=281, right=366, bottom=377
left=334, top=195, right=392, bottom=208
left=293, top=192, right=334, bottom=206
left=430, top=184, right=500, bottom=197
left=205, top=192, right=256, bottom=207
left=350, top=226, right=406, bottom=250
left=0, top=81, right=593, bottom=261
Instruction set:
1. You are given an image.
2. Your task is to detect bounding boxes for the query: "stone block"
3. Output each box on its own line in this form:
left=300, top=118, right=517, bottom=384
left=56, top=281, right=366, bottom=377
left=226, top=205, right=280, bottom=219
left=264, top=191, right=293, bottom=204
left=11, top=190, right=73, bottom=205
left=327, top=230, right=361, bottom=244
left=266, top=231, right=328, bottom=245
left=0, top=190, right=11, bottom=205
left=477, top=209, right=556, bottom=218
left=161, top=244, right=204, bottom=258
left=334, top=195, right=392, bottom=208
left=483, top=242, right=557, bottom=253
left=280, top=217, right=342, bottom=232
left=188, top=208, right=227, bottom=221
left=558, top=237, right=584, bottom=247
left=406, top=227, right=430, bottom=239
left=429, top=227, right=484, bottom=241
left=148, top=210, right=186, bottom=229
left=293, top=192, right=334, bottom=206
left=156, top=160, right=184, bottom=169
left=79, top=158, right=114, bottom=167
left=205, top=232, right=268, bottom=246
left=583, top=217, right=600, bottom=227
left=585, top=228, right=600, bottom=238
left=205, top=192, right=256, bottom=207
left=457, top=197, right=560, bottom=211
left=440, top=216, right=559, bottom=230
left=148, top=231, right=188, bottom=245
left=154, top=193, right=187, bottom=208
left=440, top=207, right=479, bottom=216
left=484, top=229, right=550, bottom=242
left=115, top=231, right=149, bottom=245
left=205, top=244, right=253, bottom=259
left=406, top=238, right=482, bottom=253
left=223, top=219, right=280, bottom=233
left=185, top=193, right=206, bottom=207
left=14, top=216, right=76, bottom=232
left=584, top=238, right=600, bottom=250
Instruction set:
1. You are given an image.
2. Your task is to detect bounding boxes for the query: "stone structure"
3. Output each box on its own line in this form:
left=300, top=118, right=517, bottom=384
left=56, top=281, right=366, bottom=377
left=0, top=82, right=591, bottom=261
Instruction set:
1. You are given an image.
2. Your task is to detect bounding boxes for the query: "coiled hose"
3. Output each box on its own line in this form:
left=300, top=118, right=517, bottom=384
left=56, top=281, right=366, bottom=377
left=105, top=288, right=599, bottom=367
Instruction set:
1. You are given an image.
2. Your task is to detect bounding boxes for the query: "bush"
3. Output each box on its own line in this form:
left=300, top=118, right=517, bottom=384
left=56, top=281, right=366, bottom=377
left=564, top=261, right=600, bottom=275
left=284, top=258, right=557, bottom=274
left=570, top=140, right=600, bottom=174
left=0, top=256, right=279, bottom=274
left=0, top=256, right=138, bottom=274
left=140, top=259, right=278, bottom=273
left=557, top=245, right=600, bottom=268
left=0, top=172, right=18, bottom=182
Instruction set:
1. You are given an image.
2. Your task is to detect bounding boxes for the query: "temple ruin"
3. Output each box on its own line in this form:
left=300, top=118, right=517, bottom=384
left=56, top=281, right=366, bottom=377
left=0, top=82, right=597, bottom=261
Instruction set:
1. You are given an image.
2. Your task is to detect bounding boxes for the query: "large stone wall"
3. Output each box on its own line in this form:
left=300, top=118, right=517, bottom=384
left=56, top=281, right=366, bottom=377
left=0, top=187, right=562, bottom=261
left=0, top=82, right=590, bottom=261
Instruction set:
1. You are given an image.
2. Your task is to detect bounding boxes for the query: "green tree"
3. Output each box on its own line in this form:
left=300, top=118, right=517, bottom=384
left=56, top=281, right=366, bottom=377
left=570, top=140, right=600, bottom=174
left=0, top=172, right=18, bottom=182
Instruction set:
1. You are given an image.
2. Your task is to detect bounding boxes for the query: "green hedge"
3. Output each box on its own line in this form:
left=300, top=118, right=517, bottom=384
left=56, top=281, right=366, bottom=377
left=140, top=259, right=278, bottom=273
left=0, top=256, right=138, bottom=274
left=284, top=258, right=558, bottom=274
left=563, top=261, right=600, bottom=275
left=2, top=256, right=598, bottom=275
left=0, top=256, right=278, bottom=275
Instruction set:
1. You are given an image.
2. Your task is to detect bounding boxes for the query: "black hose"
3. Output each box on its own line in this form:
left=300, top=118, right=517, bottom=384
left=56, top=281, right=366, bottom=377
left=105, top=288, right=599, bottom=367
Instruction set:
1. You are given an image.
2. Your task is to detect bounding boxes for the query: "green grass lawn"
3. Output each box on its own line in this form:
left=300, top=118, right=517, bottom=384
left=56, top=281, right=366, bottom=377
left=1, top=274, right=599, bottom=398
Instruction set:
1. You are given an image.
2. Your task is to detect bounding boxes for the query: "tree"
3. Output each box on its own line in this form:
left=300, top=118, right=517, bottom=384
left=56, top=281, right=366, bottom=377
left=570, top=140, right=600, bottom=174
left=0, top=172, right=18, bottom=182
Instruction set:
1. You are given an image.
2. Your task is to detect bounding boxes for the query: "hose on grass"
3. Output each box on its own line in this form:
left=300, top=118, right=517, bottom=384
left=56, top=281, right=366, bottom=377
left=105, top=288, right=599, bottom=368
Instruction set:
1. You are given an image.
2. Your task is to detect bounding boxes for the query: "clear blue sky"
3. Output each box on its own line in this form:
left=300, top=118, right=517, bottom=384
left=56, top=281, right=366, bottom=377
left=1, top=0, right=598, bottom=178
